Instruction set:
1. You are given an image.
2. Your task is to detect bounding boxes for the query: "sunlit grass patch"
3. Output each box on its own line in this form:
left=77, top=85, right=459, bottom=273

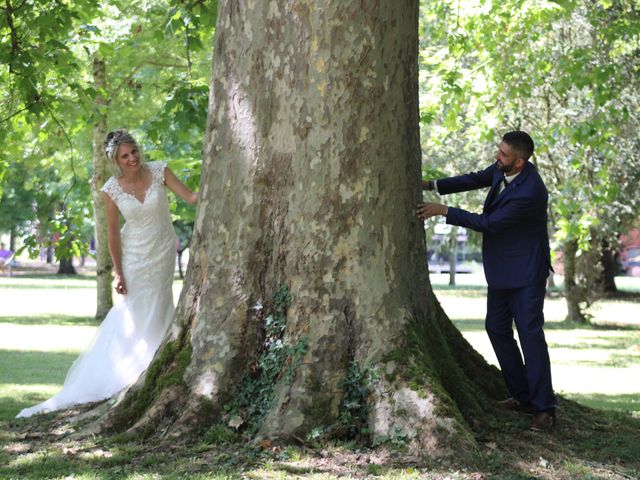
left=0, top=275, right=96, bottom=289
left=0, top=323, right=95, bottom=351
left=566, top=392, right=640, bottom=413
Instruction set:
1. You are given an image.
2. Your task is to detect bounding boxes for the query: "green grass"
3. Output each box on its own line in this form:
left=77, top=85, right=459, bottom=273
left=1, top=273, right=639, bottom=479
left=0, top=314, right=96, bottom=326
left=568, top=392, right=640, bottom=413
left=432, top=274, right=640, bottom=418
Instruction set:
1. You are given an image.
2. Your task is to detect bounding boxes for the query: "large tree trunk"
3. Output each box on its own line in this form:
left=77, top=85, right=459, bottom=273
left=105, top=0, right=504, bottom=459
left=91, top=56, right=113, bottom=321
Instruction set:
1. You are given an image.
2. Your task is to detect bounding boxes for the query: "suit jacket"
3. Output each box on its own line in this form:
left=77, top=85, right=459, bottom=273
left=438, top=161, right=551, bottom=289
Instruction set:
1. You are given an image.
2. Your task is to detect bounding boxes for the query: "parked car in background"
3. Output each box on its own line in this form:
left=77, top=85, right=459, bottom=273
left=427, top=252, right=477, bottom=274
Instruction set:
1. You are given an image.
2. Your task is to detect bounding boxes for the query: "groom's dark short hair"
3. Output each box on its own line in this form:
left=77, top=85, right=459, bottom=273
left=503, top=131, right=534, bottom=161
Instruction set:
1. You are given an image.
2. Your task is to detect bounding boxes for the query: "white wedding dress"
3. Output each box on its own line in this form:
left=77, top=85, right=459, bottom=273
left=17, top=161, right=177, bottom=418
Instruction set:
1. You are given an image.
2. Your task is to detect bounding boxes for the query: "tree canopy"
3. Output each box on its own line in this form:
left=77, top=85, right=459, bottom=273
left=1, top=0, right=216, bottom=259
left=1, top=0, right=638, bottom=312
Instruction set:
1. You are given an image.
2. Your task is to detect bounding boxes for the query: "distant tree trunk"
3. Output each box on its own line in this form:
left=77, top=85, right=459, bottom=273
left=177, top=249, right=187, bottom=279
left=9, top=227, right=16, bottom=252
left=104, top=0, right=505, bottom=458
left=57, top=257, right=76, bottom=275
left=563, top=239, right=587, bottom=323
left=448, top=228, right=457, bottom=286
left=173, top=221, right=194, bottom=280
left=599, top=239, right=618, bottom=295
left=91, top=56, right=113, bottom=321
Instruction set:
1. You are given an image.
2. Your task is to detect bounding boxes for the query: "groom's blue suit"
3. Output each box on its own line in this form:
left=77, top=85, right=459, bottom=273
left=437, top=161, right=556, bottom=413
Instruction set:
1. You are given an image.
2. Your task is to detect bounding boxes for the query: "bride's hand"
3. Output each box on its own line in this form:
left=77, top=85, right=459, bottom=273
left=115, top=274, right=128, bottom=295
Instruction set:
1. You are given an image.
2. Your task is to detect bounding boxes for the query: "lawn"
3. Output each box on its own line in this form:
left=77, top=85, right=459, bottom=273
left=1, top=273, right=639, bottom=479
left=430, top=273, right=640, bottom=415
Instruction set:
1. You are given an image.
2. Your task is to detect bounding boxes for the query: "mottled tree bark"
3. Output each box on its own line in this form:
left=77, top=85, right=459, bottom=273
left=106, top=0, right=504, bottom=458
left=91, top=56, right=113, bottom=321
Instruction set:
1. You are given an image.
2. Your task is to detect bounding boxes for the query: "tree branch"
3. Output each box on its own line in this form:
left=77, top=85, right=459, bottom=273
left=0, top=100, right=39, bottom=124
left=111, top=60, right=189, bottom=96
left=5, top=0, right=20, bottom=69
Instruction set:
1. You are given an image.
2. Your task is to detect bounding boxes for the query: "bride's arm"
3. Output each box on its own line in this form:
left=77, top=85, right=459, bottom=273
left=104, top=193, right=127, bottom=295
left=164, top=167, right=198, bottom=205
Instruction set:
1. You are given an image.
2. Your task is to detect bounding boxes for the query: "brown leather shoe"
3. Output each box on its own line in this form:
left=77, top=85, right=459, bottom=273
left=530, top=411, right=556, bottom=432
left=498, top=397, right=535, bottom=414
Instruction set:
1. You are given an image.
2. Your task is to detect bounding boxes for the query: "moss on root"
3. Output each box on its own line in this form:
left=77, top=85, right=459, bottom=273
left=106, top=330, right=193, bottom=433
left=382, top=305, right=497, bottom=435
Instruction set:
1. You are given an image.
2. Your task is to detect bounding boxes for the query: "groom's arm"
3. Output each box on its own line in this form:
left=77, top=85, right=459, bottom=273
left=419, top=163, right=495, bottom=220
left=433, top=163, right=495, bottom=195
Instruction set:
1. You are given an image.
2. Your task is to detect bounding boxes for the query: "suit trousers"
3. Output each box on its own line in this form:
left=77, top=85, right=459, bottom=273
left=485, top=282, right=556, bottom=412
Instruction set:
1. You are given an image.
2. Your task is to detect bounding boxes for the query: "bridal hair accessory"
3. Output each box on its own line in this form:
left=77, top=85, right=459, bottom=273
left=104, top=129, right=137, bottom=161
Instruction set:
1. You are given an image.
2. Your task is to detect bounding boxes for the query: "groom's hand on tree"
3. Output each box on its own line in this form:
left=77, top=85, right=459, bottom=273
left=422, top=179, right=435, bottom=191
left=417, top=202, right=448, bottom=221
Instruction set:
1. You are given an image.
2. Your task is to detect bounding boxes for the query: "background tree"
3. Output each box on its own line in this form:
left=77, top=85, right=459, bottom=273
left=418, top=0, right=640, bottom=323
left=1, top=1, right=214, bottom=318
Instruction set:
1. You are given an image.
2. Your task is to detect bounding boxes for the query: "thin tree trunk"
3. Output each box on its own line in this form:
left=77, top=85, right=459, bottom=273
left=448, top=228, right=457, bottom=286
left=599, top=239, right=618, bottom=295
left=563, top=239, right=587, bottom=323
left=91, top=56, right=113, bottom=321
left=57, top=256, right=77, bottom=275
left=9, top=227, right=16, bottom=253
left=177, top=251, right=184, bottom=279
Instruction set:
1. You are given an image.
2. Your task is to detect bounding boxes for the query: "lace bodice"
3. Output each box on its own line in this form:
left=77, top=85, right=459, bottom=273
left=101, top=161, right=177, bottom=289
left=102, top=161, right=167, bottom=219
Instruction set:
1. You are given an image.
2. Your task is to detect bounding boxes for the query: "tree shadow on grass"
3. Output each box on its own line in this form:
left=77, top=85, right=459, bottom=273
left=566, top=392, right=640, bottom=413
left=453, top=318, right=640, bottom=334
left=452, top=319, right=485, bottom=332
left=477, top=397, right=640, bottom=478
left=1, top=274, right=96, bottom=282
left=1, top=397, right=639, bottom=479
left=0, top=315, right=97, bottom=326
left=545, top=320, right=640, bottom=331
left=432, top=284, right=487, bottom=297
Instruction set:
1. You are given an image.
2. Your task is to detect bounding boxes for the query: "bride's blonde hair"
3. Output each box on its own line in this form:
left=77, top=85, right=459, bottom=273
left=104, top=129, right=144, bottom=175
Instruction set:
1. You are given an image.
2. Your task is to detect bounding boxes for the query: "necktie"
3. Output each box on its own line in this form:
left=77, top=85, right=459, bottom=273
left=499, top=177, right=508, bottom=194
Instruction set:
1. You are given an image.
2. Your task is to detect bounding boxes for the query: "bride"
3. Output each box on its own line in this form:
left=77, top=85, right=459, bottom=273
left=17, top=129, right=197, bottom=418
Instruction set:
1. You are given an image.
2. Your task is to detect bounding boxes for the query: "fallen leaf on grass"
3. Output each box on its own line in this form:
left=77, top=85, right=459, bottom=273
left=228, top=415, right=243, bottom=429
left=80, top=449, right=113, bottom=459
left=4, top=443, right=31, bottom=454
left=63, top=447, right=79, bottom=455
left=259, top=439, right=272, bottom=450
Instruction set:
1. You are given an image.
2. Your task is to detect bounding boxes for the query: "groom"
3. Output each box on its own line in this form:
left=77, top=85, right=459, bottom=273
left=417, top=131, right=557, bottom=431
